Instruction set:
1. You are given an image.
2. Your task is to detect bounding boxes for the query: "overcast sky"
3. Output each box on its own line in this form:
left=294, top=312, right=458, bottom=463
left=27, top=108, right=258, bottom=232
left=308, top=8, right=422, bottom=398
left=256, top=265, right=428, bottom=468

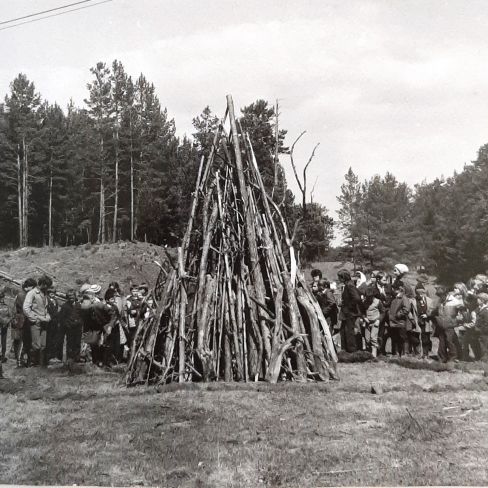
left=2, top=0, right=488, bottom=231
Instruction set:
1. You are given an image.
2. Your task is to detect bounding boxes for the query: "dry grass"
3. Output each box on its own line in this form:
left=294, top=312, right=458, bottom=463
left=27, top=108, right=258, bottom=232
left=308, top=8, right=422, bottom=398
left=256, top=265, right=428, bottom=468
left=1, top=357, right=488, bottom=487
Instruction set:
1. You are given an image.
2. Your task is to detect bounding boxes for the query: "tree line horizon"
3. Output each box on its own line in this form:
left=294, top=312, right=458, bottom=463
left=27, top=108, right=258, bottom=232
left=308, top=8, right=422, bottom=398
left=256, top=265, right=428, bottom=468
left=0, top=59, right=486, bottom=284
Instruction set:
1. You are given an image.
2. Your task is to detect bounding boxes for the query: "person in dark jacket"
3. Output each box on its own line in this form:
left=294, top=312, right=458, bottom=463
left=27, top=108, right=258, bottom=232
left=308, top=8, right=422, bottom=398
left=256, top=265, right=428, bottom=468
left=80, top=284, right=117, bottom=367
left=46, top=287, right=61, bottom=363
left=58, top=289, right=83, bottom=364
left=312, top=279, right=338, bottom=332
left=474, top=293, right=488, bottom=361
left=375, top=273, right=393, bottom=355
left=388, top=283, right=411, bottom=356
left=337, top=269, right=364, bottom=353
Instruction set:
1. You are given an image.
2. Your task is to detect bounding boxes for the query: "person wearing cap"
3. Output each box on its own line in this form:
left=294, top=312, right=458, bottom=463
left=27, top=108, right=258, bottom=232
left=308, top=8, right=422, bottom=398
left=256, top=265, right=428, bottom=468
left=58, top=289, right=83, bottom=365
left=12, top=278, right=36, bottom=367
left=0, top=287, right=12, bottom=363
left=23, top=275, right=52, bottom=367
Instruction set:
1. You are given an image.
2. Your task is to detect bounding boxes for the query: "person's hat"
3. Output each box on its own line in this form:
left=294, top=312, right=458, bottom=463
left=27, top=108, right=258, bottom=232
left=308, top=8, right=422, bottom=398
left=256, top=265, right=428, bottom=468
left=80, top=283, right=91, bottom=294
left=394, top=264, right=409, bottom=274
left=88, top=284, right=101, bottom=294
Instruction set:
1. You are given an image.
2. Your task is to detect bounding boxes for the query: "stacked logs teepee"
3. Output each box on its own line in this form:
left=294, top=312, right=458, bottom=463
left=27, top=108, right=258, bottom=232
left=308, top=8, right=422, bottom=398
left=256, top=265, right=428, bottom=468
left=126, top=95, right=339, bottom=385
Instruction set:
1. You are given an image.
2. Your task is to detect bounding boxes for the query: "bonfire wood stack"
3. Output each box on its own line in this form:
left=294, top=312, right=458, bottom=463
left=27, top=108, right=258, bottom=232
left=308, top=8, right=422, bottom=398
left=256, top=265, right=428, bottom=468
left=126, top=95, right=339, bottom=385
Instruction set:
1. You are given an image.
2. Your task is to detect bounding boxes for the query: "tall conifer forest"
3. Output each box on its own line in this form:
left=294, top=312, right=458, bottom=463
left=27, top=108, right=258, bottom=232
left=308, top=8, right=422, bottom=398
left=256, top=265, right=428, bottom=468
left=1, top=59, right=487, bottom=284
left=0, top=60, right=333, bottom=263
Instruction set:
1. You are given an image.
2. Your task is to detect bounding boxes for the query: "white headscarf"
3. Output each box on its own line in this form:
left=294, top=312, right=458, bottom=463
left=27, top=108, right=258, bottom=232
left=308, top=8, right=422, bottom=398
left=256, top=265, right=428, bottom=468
left=394, top=264, right=409, bottom=275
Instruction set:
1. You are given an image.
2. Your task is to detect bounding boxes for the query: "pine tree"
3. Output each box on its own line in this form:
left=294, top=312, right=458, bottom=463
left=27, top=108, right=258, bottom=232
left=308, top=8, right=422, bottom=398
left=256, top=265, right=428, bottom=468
left=4, top=74, right=42, bottom=247
left=337, top=167, right=363, bottom=269
left=85, top=62, right=113, bottom=244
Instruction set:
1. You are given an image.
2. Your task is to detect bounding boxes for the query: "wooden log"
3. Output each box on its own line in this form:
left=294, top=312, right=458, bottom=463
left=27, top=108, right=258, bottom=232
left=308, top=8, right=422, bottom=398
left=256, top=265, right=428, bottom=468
left=226, top=95, right=272, bottom=365
left=177, top=247, right=188, bottom=382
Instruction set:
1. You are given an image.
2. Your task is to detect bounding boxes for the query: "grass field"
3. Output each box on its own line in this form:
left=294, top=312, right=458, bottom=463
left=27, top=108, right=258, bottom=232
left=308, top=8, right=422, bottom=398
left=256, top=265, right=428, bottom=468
left=0, top=247, right=485, bottom=486
left=1, top=357, right=488, bottom=487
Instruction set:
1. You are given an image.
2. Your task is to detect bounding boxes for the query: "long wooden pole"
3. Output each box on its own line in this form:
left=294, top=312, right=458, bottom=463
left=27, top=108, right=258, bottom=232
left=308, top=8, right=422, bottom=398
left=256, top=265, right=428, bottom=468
left=226, top=94, right=271, bottom=365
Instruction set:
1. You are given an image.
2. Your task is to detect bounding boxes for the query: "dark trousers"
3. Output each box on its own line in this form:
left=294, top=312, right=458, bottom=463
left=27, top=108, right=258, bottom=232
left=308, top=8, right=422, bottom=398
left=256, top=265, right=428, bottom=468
left=408, top=331, right=421, bottom=355
left=378, top=314, right=390, bottom=354
left=1, top=326, right=7, bottom=358
left=437, top=328, right=460, bottom=362
left=341, top=317, right=359, bottom=353
left=421, top=331, right=432, bottom=356
left=462, top=328, right=482, bottom=360
left=47, top=322, right=63, bottom=360
left=66, top=325, right=82, bottom=361
left=390, top=327, right=407, bottom=356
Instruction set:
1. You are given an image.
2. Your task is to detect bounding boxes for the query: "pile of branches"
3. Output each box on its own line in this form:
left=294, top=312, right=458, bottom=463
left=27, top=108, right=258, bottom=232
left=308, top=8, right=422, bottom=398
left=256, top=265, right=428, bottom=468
left=126, top=95, right=338, bottom=385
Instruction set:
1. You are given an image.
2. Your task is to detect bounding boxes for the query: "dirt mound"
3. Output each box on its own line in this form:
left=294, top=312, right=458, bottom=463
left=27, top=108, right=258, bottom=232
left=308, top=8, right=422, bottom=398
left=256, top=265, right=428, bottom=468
left=0, top=242, right=172, bottom=296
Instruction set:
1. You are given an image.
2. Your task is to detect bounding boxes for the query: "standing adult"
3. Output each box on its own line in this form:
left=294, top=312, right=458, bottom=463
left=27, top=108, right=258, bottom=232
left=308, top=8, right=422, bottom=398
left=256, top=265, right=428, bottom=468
left=80, top=284, right=117, bottom=367
left=23, top=276, right=52, bottom=367
left=13, top=278, right=36, bottom=367
left=46, top=287, right=61, bottom=363
left=58, top=289, right=83, bottom=365
left=416, top=287, right=434, bottom=358
left=375, top=273, right=393, bottom=355
left=388, top=283, right=411, bottom=356
left=432, top=286, right=460, bottom=363
left=337, top=269, right=364, bottom=353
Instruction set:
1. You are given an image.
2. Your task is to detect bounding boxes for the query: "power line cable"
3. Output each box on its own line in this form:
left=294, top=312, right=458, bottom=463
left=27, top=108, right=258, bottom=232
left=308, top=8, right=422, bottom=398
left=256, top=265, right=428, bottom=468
left=0, top=0, right=113, bottom=32
left=0, top=0, right=97, bottom=25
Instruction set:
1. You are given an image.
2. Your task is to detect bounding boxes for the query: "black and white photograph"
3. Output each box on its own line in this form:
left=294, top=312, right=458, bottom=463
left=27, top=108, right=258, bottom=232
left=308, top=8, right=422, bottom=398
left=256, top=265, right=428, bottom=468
left=1, top=1, right=488, bottom=486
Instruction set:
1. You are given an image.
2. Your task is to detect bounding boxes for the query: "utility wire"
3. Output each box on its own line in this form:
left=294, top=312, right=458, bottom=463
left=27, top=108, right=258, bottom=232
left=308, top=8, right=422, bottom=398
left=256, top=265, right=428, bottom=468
left=0, top=0, right=97, bottom=25
left=0, top=0, right=113, bottom=31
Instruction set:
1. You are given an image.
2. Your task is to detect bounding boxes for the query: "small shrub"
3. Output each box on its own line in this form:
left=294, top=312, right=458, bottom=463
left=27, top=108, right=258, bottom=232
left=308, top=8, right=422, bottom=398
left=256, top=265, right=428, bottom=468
left=84, top=242, right=92, bottom=250
left=90, top=246, right=99, bottom=254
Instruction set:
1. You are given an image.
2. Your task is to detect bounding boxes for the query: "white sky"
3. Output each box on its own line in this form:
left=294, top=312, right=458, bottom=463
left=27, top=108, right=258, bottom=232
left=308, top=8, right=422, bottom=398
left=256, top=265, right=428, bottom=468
left=2, top=0, right=488, bottom=233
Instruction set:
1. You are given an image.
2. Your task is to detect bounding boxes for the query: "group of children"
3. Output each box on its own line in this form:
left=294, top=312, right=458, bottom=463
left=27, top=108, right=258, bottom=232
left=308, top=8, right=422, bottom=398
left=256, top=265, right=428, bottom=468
left=0, top=276, right=155, bottom=373
left=311, top=265, right=488, bottom=362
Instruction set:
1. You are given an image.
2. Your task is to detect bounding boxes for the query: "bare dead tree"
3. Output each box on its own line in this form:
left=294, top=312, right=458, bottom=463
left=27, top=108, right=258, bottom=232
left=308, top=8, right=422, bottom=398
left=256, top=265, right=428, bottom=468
left=289, top=131, right=320, bottom=218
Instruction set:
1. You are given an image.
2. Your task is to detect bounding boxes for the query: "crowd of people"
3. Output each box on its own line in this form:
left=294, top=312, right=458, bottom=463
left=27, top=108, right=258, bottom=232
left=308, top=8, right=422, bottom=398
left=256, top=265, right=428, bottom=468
left=311, top=264, right=488, bottom=363
left=0, top=275, right=155, bottom=373
left=1, top=264, right=488, bottom=376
